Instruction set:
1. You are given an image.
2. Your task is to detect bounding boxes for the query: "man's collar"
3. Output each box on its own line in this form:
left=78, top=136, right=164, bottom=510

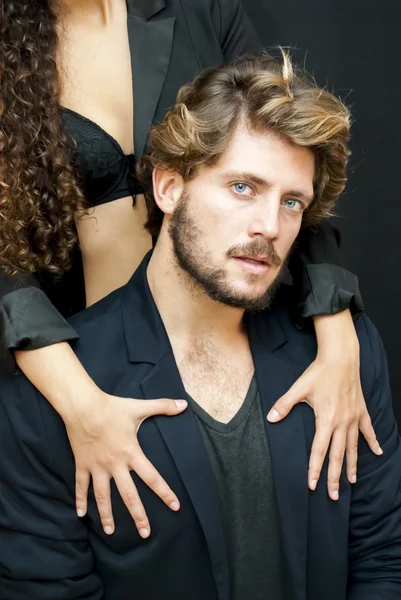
left=121, top=251, right=169, bottom=364
left=121, top=251, right=289, bottom=365
left=126, top=0, right=166, bottom=20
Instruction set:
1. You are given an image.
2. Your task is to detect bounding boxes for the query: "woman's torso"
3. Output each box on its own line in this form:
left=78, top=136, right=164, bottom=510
left=48, top=0, right=251, bottom=316
left=54, top=0, right=149, bottom=313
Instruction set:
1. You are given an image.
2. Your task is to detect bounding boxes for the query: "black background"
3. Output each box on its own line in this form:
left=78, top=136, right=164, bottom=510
left=243, top=0, right=401, bottom=427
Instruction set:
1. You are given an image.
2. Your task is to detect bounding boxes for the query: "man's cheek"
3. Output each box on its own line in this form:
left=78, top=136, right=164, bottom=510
left=285, top=227, right=302, bottom=254
left=213, top=216, right=231, bottom=236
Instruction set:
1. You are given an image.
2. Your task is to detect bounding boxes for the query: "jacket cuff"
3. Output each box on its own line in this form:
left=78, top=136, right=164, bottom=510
left=296, top=263, right=364, bottom=322
left=0, top=288, right=79, bottom=375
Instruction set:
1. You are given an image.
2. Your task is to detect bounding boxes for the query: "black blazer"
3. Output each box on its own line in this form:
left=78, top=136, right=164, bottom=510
left=0, top=0, right=363, bottom=373
left=0, top=253, right=400, bottom=600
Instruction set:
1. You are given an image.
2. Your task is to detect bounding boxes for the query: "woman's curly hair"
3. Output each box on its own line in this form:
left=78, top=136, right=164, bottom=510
left=138, top=51, right=351, bottom=238
left=0, top=0, right=85, bottom=276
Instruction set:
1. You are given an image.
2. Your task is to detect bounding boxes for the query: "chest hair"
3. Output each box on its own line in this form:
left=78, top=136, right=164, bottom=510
left=173, top=334, right=255, bottom=423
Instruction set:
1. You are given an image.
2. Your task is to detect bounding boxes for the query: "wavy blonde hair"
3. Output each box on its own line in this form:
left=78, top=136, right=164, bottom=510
left=138, top=51, right=351, bottom=237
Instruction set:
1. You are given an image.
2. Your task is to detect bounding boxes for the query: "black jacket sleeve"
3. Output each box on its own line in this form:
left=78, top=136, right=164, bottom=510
left=288, top=221, right=364, bottom=323
left=217, top=0, right=363, bottom=320
left=217, top=0, right=263, bottom=59
left=0, top=269, right=79, bottom=374
left=347, top=317, right=401, bottom=599
left=0, top=374, right=103, bottom=599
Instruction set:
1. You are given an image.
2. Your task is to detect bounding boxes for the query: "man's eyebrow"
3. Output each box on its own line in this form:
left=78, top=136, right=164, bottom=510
left=219, top=170, right=314, bottom=204
left=219, top=170, right=267, bottom=187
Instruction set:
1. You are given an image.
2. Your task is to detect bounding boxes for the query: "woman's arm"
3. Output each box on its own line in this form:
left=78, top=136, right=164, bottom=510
left=289, top=220, right=364, bottom=322
left=0, top=269, right=78, bottom=373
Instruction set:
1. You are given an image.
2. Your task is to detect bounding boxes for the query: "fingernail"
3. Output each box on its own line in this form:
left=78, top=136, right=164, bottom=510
left=377, top=446, right=384, bottom=455
left=139, top=528, right=150, bottom=538
left=104, top=526, right=114, bottom=535
left=77, top=509, right=85, bottom=518
left=331, top=490, right=339, bottom=501
left=169, top=501, right=180, bottom=511
left=310, top=479, right=317, bottom=491
left=175, top=400, right=187, bottom=409
left=267, top=408, right=280, bottom=423
left=350, top=474, right=357, bottom=484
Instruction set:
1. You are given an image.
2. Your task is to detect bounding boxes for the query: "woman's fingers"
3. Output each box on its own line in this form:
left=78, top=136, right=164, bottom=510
left=136, top=398, right=187, bottom=421
left=267, top=380, right=307, bottom=423
left=308, top=422, right=331, bottom=491
left=345, top=422, right=359, bottom=484
left=75, top=468, right=90, bottom=517
left=84, top=449, right=179, bottom=539
left=113, top=470, right=151, bottom=538
left=92, top=472, right=115, bottom=535
left=129, top=449, right=180, bottom=511
left=310, top=424, right=348, bottom=500
left=359, top=410, right=383, bottom=455
left=327, top=427, right=347, bottom=500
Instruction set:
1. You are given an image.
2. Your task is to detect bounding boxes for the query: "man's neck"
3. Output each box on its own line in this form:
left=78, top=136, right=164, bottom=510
left=147, top=239, right=245, bottom=345
left=147, top=238, right=254, bottom=423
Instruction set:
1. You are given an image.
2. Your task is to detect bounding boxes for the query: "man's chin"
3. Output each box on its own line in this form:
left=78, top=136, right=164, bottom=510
left=229, top=277, right=276, bottom=297
left=211, top=286, right=274, bottom=312
left=226, top=295, right=273, bottom=312
left=222, top=273, right=283, bottom=311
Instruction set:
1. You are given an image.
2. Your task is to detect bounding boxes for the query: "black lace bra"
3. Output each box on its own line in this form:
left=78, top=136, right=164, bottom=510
left=61, top=107, right=144, bottom=206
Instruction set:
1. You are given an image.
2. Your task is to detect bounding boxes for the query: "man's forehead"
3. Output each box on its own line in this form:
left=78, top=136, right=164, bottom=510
left=218, top=125, right=308, bottom=163
left=208, top=127, right=315, bottom=199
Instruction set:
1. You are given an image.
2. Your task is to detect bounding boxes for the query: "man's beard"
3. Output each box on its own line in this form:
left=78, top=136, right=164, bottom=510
left=168, top=191, right=286, bottom=311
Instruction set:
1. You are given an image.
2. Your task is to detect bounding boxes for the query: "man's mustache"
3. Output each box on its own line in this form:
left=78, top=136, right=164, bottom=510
left=227, top=240, right=282, bottom=268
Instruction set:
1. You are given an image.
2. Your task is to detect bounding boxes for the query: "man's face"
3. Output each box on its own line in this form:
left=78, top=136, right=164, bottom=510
left=168, top=126, right=315, bottom=310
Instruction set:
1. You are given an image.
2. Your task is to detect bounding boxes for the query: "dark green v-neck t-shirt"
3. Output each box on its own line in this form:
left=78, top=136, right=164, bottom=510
left=187, top=376, right=284, bottom=600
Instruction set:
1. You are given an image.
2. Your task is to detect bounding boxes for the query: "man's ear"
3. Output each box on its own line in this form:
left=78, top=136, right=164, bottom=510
left=152, top=166, right=184, bottom=216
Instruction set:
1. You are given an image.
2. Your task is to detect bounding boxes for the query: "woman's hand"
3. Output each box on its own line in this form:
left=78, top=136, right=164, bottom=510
left=64, top=391, right=188, bottom=538
left=16, top=342, right=187, bottom=539
left=266, top=310, right=382, bottom=500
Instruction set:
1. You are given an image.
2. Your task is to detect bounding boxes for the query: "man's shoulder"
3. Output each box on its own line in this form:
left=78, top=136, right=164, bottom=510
left=265, top=283, right=382, bottom=345
left=256, top=284, right=386, bottom=388
left=67, top=284, right=125, bottom=333
left=65, top=284, right=136, bottom=383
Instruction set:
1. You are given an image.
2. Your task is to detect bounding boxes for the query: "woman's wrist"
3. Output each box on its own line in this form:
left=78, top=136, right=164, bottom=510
left=15, top=342, right=101, bottom=422
left=313, top=309, right=359, bottom=361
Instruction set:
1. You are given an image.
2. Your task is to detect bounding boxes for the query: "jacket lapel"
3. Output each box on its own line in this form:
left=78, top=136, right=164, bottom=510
left=122, top=258, right=230, bottom=600
left=140, top=358, right=230, bottom=600
left=126, top=1, right=176, bottom=158
left=247, top=312, right=308, bottom=600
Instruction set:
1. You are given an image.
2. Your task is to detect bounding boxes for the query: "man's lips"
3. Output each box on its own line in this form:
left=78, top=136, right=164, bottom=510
left=232, top=255, right=272, bottom=274
left=234, top=255, right=271, bottom=266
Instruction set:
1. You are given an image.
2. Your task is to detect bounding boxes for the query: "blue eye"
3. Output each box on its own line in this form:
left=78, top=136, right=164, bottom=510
left=233, top=182, right=251, bottom=194
left=283, top=198, right=302, bottom=211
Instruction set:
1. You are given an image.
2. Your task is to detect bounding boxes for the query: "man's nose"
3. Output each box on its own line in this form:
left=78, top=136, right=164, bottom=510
left=248, top=202, right=280, bottom=240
